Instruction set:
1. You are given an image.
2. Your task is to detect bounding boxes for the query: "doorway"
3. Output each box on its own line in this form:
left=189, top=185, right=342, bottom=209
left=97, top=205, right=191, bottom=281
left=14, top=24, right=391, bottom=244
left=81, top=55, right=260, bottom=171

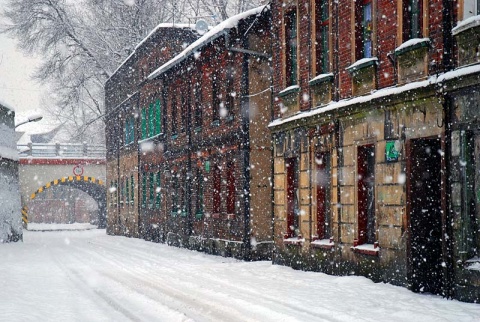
left=407, top=138, right=443, bottom=294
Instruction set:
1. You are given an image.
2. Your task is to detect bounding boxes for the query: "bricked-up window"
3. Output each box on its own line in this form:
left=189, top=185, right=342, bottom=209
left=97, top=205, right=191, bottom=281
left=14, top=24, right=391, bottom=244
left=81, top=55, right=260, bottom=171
left=285, top=9, right=298, bottom=86
left=155, top=171, right=161, bottom=209
left=130, top=175, right=134, bottom=205
left=149, top=172, right=155, bottom=208
left=463, top=0, right=480, bottom=20
left=403, top=0, right=423, bottom=41
left=141, top=108, right=147, bottom=140
left=171, top=94, right=178, bottom=135
left=315, top=0, right=330, bottom=74
left=355, top=0, right=373, bottom=60
left=212, top=165, right=221, bottom=214
left=316, top=152, right=331, bottom=239
left=357, top=144, right=375, bottom=244
left=212, top=69, right=220, bottom=122
left=286, top=158, right=300, bottom=237
left=196, top=168, right=204, bottom=215
left=226, top=161, right=235, bottom=214
left=194, top=80, right=202, bottom=128
left=141, top=172, right=147, bottom=209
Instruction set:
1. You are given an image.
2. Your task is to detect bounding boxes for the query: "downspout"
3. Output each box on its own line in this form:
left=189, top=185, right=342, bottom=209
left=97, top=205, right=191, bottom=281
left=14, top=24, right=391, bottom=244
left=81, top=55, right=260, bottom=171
left=442, top=0, right=455, bottom=298
left=186, top=74, right=193, bottom=237
left=241, top=33, right=252, bottom=261
left=136, top=92, right=141, bottom=238
left=333, top=0, right=340, bottom=102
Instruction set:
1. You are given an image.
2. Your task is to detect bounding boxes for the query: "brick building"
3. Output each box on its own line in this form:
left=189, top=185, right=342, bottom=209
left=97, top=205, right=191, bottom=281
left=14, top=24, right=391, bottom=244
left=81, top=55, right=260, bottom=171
left=269, top=0, right=480, bottom=302
left=105, top=7, right=273, bottom=260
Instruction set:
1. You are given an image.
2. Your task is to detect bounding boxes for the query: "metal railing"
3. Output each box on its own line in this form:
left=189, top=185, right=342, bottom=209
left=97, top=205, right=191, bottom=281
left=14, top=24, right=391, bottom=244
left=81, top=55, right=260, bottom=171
left=18, top=143, right=106, bottom=158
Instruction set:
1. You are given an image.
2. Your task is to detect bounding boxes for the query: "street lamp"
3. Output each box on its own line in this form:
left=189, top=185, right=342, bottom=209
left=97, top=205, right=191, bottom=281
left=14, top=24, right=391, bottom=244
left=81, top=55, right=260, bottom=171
left=15, top=113, right=43, bottom=128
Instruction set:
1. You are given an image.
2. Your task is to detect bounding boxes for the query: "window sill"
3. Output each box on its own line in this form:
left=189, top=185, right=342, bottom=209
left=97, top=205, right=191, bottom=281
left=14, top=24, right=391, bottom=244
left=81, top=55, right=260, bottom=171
left=194, top=126, right=202, bottom=133
left=351, top=242, right=380, bottom=256
left=278, top=85, right=300, bottom=98
left=195, top=212, right=203, bottom=219
left=346, top=57, right=378, bottom=74
left=308, top=73, right=334, bottom=87
left=211, top=120, right=220, bottom=127
left=283, top=236, right=305, bottom=246
left=226, top=213, right=235, bottom=220
left=394, top=38, right=430, bottom=57
left=171, top=134, right=178, bottom=140
left=138, top=133, right=163, bottom=144
left=310, top=238, right=335, bottom=249
left=212, top=213, right=221, bottom=219
left=452, top=15, right=480, bottom=36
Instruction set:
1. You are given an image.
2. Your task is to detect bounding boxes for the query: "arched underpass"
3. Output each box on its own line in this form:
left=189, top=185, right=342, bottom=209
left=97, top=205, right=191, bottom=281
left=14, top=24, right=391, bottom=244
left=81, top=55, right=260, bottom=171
left=23, top=176, right=106, bottom=228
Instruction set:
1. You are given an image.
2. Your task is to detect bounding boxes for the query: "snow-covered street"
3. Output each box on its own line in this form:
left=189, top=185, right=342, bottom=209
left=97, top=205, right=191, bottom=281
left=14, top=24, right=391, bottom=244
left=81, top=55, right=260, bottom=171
left=1, top=229, right=479, bottom=322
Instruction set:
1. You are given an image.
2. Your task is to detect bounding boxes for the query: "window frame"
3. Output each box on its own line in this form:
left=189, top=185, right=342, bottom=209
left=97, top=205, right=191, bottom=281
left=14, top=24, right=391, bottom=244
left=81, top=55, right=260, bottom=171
left=284, top=8, right=298, bottom=87
left=314, top=0, right=330, bottom=74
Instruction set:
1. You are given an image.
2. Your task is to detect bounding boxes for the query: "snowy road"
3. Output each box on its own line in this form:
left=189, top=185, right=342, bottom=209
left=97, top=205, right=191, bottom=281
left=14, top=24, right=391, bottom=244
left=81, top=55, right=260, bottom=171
left=1, top=230, right=479, bottom=322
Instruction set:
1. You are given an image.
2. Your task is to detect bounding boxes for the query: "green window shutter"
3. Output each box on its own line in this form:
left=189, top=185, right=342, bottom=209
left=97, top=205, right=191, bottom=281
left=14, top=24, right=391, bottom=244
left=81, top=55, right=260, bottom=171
left=155, top=171, right=161, bottom=208
left=141, top=109, right=147, bottom=140
left=148, top=104, right=155, bottom=137
left=155, top=100, right=161, bottom=135
left=124, top=120, right=128, bottom=145
left=142, top=173, right=147, bottom=208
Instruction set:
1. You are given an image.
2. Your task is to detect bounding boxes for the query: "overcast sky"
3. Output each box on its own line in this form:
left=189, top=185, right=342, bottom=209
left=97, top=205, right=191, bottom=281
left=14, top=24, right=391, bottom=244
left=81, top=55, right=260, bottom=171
left=0, top=0, right=53, bottom=134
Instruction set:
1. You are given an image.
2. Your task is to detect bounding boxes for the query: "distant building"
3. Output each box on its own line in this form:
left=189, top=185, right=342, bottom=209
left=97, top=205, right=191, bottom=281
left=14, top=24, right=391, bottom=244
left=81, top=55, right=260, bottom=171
left=0, top=100, right=22, bottom=242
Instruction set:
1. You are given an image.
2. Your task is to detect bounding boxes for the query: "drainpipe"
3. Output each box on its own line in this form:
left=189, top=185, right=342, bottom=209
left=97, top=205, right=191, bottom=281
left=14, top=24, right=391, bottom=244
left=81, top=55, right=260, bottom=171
left=241, top=34, right=252, bottom=261
left=186, top=76, right=193, bottom=237
left=333, top=0, right=340, bottom=101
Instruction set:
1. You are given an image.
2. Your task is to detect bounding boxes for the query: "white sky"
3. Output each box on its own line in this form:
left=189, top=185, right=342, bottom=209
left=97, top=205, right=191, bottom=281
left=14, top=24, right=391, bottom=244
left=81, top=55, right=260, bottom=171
left=0, top=0, right=51, bottom=134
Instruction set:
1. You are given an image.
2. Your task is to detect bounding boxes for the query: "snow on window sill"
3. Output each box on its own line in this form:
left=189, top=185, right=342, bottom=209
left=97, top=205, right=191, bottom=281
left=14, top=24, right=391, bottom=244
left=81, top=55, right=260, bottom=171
left=309, top=73, right=334, bottom=86
left=194, top=126, right=202, bottom=133
left=138, top=133, right=163, bottom=144
left=278, top=85, right=300, bottom=98
left=283, top=236, right=305, bottom=245
left=452, top=15, right=480, bottom=36
left=346, top=57, right=378, bottom=74
left=211, top=120, right=220, bottom=127
left=310, top=238, right=335, bottom=249
left=465, top=257, right=480, bottom=271
left=394, top=38, right=430, bottom=56
left=351, top=243, right=380, bottom=256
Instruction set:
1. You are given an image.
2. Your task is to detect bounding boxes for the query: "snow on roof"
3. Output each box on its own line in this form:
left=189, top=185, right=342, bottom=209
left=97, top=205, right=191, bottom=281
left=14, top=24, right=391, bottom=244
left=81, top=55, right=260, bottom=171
left=0, top=98, right=15, bottom=112
left=107, top=24, right=196, bottom=82
left=452, top=14, right=480, bottom=35
left=148, top=5, right=268, bottom=80
left=270, top=63, right=480, bottom=129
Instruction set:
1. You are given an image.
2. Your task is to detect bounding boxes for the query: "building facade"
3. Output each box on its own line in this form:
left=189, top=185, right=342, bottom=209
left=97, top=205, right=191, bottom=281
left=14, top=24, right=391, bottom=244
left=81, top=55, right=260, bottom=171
left=105, top=8, right=273, bottom=260
left=270, top=0, right=480, bottom=302
left=0, top=101, right=22, bottom=243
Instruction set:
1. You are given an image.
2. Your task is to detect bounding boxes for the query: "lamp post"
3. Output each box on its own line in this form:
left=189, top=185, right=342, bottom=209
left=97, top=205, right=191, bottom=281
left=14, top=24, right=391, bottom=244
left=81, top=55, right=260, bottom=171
left=15, top=114, right=43, bottom=128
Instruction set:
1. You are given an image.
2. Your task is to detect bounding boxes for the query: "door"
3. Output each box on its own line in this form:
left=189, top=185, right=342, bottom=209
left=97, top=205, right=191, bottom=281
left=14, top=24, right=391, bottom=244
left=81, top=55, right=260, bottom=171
left=357, top=144, right=375, bottom=244
left=316, top=152, right=331, bottom=239
left=286, top=158, right=299, bottom=237
left=408, top=138, right=443, bottom=294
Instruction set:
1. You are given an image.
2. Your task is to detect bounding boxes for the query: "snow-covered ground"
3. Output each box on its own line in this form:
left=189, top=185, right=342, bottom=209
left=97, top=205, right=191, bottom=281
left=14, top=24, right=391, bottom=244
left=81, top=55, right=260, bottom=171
left=27, top=222, right=98, bottom=231
left=1, top=230, right=479, bottom=322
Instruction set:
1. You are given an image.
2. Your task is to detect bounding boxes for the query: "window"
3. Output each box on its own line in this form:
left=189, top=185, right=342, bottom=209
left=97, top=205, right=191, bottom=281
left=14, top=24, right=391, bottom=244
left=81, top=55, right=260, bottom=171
left=212, top=70, right=220, bottom=123
left=141, top=172, right=147, bottom=209
left=194, top=81, right=202, bottom=128
left=172, top=173, right=179, bottom=215
left=124, top=116, right=134, bottom=145
left=212, top=165, right=221, bottom=214
left=171, top=95, right=177, bottom=135
left=286, top=158, right=299, bottom=237
left=285, top=9, right=298, bottom=86
left=463, top=0, right=480, bottom=20
left=180, top=91, right=187, bottom=132
left=148, top=103, right=155, bottom=137
left=155, top=100, right=161, bottom=135
left=226, top=161, right=235, bottom=214
left=357, top=144, right=375, bottom=244
left=196, top=168, right=204, bottom=215
left=126, top=177, right=129, bottom=208
left=149, top=172, right=155, bottom=208
left=225, top=61, right=235, bottom=119
left=402, top=0, right=423, bottom=41
left=355, top=0, right=373, bottom=59
left=155, top=171, right=161, bottom=209
left=316, top=152, right=331, bottom=239
left=141, top=108, right=147, bottom=140
left=130, top=175, right=134, bottom=206
left=315, top=0, right=330, bottom=74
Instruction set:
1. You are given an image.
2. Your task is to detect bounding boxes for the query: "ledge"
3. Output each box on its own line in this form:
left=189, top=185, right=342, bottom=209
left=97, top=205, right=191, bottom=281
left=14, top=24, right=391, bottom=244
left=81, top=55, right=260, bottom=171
left=278, top=85, right=300, bottom=98
left=309, top=73, right=334, bottom=86
left=283, top=236, right=305, bottom=245
left=138, top=132, right=164, bottom=144
left=452, top=15, right=480, bottom=36
left=394, top=38, right=430, bottom=56
left=351, top=243, right=380, bottom=256
left=346, top=57, right=378, bottom=74
left=310, top=238, right=335, bottom=249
